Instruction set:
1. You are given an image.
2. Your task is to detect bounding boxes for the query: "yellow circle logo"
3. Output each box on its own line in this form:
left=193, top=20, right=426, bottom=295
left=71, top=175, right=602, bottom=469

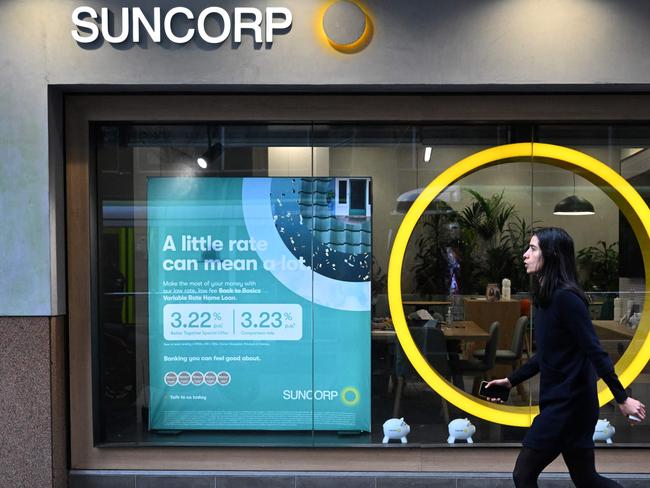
left=341, top=386, right=360, bottom=406
left=388, top=143, right=650, bottom=426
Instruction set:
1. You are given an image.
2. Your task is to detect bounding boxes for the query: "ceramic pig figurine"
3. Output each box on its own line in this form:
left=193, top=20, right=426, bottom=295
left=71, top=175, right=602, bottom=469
left=382, top=417, right=410, bottom=444
left=593, top=419, right=615, bottom=444
left=447, top=418, right=476, bottom=444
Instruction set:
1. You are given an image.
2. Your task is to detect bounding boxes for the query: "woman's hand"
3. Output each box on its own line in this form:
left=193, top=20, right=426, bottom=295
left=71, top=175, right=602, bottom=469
left=618, top=397, right=646, bottom=421
left=482, top=378, right=512, bottom=403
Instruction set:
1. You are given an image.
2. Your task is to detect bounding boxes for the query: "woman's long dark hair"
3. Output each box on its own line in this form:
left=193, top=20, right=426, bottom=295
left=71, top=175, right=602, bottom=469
left=531, top=227, right=589, bottom=307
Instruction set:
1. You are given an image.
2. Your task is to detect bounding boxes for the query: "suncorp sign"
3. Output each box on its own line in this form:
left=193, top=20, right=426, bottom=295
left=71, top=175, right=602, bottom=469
left=71, top=6, right=292, bottom=45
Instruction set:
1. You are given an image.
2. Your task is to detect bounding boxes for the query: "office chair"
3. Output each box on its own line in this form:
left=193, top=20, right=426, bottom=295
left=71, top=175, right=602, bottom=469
left=449, top=321, right=500, bottom=394
left=392, top=326, right=450, bottom=424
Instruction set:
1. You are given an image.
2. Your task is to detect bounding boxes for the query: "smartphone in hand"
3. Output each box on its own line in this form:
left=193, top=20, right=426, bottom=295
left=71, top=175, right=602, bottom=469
left=479, top=381, right=510, bottom=402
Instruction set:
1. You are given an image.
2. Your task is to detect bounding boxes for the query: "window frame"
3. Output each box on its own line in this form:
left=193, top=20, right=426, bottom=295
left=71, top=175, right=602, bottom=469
left=65, top=93, right=650, bottom=470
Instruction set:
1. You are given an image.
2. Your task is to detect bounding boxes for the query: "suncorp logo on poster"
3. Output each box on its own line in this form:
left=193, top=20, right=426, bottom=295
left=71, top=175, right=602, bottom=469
left=282, top=387, right=360, bottom=406
left=283, top=389, right=339, bottom=401
left=71, top=6, right=292, bottom=45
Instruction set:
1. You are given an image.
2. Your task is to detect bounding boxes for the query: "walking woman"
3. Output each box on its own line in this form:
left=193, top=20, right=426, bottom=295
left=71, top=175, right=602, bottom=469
left=484, top=227, right=646, bottom=488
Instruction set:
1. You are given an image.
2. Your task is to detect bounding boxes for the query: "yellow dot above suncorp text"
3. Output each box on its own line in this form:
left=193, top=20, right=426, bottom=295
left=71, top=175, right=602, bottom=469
left=319, top=0, right=373, bottom=54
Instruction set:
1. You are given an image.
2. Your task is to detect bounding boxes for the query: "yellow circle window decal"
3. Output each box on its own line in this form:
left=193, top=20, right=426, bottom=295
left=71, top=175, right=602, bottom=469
left=387, top=142, right=650, bottom=427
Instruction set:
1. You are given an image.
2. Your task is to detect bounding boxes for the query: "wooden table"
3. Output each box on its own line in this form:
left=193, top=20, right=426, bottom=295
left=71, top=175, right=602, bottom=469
left=371, top=320, right=488, bottom=342
left=442, top=321, right=490, bottom=341
left=464, top=298, right=521, bottom=350
left=401, top=300, right=452, bottom=315
left=593, top=320, right=635, bottom=340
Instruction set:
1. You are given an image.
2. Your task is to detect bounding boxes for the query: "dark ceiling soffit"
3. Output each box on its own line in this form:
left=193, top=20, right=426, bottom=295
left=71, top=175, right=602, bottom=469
left=53, top=84, right=650, bottom=96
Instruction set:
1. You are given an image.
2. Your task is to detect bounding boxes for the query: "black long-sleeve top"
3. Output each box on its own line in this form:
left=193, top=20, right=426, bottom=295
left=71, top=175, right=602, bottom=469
left=507, top=288, right=627, bottom=449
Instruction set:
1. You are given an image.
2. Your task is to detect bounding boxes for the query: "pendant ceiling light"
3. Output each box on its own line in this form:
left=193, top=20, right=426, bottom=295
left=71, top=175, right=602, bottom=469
left=394, top=187, right=459, bottom=215
left=553, top=173, right=595, bottom=216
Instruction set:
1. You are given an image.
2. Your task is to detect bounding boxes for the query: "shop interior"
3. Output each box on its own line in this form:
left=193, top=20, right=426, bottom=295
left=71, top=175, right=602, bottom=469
left=94, top=123, right=649, bottom=447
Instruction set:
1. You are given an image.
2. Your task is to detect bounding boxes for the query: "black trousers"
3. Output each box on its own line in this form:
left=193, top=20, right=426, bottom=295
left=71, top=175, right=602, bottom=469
left=513, top=447, right=622, bottom=488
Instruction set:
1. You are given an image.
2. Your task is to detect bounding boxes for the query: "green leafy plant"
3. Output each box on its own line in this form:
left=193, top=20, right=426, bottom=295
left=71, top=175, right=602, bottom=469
left=577, top=241, right=619, bottom=292
left=410, top=189, right=539, bottom=296
left=459, top=190, right=516, bottom=248
left=457, top=190, right=518, bottom=292
left=502, top=215, right=540, bottom=292
left=411, top=201, right=459, bottom=296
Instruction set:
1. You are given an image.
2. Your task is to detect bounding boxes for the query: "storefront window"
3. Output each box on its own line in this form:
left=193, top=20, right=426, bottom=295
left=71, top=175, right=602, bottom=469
left=94, top=122, right=649, bottom=447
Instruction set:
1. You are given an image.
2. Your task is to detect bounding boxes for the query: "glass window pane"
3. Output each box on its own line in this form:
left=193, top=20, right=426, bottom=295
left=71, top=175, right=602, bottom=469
left=96, top=124, right=315, bottom=446
left=539, top=125, right=650, bottom=444
left=94, top=121, right=650, bottom=447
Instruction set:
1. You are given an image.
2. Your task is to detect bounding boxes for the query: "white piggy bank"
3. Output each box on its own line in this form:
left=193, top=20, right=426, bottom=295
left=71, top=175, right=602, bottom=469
left=447, top=418, right=476, bottom=444
left=593, top=419, right=615, bottom=444
left=382, top=417, right=410, bottom=444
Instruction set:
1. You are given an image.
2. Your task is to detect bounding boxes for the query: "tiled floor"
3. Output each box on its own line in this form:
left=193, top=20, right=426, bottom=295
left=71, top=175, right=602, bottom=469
left=69, top=471, right=650, bottom=488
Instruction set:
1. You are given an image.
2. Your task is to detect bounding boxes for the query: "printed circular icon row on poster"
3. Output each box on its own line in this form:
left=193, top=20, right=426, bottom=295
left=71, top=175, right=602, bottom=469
left=164, top=370, right=231, bottom=387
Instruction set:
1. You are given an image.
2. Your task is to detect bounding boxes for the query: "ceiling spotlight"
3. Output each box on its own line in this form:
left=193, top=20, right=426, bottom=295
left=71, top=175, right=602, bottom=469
left=424, top=146, right=432, bottom=163
left=196, top=140, right=222, bottom=170
left=195, top=127, right=223, bottom=171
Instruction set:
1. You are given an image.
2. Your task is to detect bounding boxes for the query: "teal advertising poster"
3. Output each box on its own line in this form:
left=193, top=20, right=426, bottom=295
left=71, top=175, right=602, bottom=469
left=147, top=177, right=371, bottom=431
